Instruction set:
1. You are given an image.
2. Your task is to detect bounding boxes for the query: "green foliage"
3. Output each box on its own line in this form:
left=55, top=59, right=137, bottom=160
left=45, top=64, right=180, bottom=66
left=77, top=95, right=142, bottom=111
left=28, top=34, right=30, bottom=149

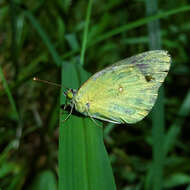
left=28, top=170, right=57, bottom=190
left=0, top=67, right=20, bottom=121
left=59, top=63, right=116, bottom=190
left=0, top=0, right=190, bottom=189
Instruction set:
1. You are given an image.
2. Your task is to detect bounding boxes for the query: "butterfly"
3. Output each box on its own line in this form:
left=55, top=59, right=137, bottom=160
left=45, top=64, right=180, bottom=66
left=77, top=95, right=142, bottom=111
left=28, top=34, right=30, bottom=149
left=64, top=50, right=171, bottom=124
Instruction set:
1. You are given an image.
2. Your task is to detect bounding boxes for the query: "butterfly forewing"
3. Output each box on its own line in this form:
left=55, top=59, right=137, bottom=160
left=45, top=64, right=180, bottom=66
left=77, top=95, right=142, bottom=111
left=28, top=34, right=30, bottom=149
left=74, top=50, right=171, bottom=124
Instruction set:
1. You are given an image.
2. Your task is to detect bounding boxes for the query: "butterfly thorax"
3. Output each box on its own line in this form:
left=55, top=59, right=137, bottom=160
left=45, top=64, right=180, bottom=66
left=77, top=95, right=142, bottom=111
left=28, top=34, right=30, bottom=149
left=65, top=88, right=89, bottom=115
left=73, top=92, right=90, bottom=116
left=74, top=97, right=89, bottom=116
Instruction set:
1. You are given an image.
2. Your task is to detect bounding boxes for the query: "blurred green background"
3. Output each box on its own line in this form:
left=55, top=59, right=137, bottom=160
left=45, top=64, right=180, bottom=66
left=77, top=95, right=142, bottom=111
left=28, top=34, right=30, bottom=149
left=1, top=0, right=190, bottom=189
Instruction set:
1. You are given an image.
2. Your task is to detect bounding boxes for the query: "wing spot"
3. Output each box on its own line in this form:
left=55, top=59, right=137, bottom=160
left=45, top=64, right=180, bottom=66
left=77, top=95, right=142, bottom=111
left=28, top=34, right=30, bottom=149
left=118, top=86, right=123, bottom=92
left=145, top=75, right=154, bottom=82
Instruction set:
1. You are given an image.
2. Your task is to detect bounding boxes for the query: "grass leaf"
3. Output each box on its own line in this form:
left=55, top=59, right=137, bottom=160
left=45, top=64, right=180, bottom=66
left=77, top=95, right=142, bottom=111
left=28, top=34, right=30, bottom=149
left=23, top=10, right=62, bottom=66
left=59, top=63, right=116, bottom=190
left=80, top=0, right=93, bottom=66
left=145, top=0, right=165, bottom=189
left=0, top=66, right=20, bottom=121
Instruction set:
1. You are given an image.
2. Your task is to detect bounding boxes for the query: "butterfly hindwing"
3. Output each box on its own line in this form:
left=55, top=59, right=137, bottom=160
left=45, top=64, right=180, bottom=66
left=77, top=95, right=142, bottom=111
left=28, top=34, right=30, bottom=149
left=74, top=50, right=171, bottom=124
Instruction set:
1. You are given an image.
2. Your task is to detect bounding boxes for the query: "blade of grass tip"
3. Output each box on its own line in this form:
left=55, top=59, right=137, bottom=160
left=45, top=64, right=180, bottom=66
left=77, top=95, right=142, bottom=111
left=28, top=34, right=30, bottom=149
left=145, top=0, right=165, bottom=190
left=59, top=63, right=116, bottom=190
left=9, top=0, right=19, bottom=79
left=23, top=10, right=62, bottom=67
left=80, top=0, right=93, bottom=66
left=0, top=66, right=20, bottom=121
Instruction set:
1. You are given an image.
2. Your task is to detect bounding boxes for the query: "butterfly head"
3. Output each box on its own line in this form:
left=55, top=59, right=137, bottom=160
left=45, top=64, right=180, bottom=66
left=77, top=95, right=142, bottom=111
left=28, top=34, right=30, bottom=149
left=65, top=88, right=77, bottom=100
left=62, top=88, right=77, bottom=113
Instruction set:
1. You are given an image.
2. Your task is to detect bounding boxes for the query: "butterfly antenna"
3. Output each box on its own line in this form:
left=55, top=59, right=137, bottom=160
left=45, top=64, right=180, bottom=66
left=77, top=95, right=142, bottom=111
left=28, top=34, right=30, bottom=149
left=33, top=77, right=69, bottom=90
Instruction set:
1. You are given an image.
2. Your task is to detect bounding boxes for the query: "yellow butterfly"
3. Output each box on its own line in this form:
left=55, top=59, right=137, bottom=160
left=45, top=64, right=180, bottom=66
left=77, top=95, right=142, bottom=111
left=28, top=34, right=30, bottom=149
left=64, top=50, right=171, bottom=124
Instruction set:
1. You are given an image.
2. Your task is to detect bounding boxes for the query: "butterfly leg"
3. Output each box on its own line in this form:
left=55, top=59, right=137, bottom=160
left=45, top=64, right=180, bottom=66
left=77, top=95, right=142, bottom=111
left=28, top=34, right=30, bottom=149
left=63, top=104, right=74, bottom=122
left=86, top=110, right=102, bottom=128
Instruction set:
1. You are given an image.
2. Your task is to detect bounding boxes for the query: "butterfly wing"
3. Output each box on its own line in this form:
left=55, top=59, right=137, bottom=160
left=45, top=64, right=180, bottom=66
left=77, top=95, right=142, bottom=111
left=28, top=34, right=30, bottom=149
left=74, top=50, right=171, bottom=124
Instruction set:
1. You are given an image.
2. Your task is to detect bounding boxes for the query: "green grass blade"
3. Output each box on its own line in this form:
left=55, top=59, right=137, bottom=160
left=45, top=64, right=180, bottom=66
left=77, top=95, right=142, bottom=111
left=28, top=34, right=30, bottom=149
left=59, top=63, right=116, bottom=190
left=9, top=0, right=19, bottom=78
left=29, top=170, right=57, bottom=190
left=92, top=5, right=190, bottom=45
left=80, top=0, right=93, bottom=66
left=151, top=88, right=165, bottom=190
left=61, top=5, right=190, bottom=61
left=23, top=10, right=62, bottom=66
left=145, top=0, right=165, bottom=190
left=59, top=2, right=116, bottom=188
left=0, top=66, right=20, bottom=121
left=164, top=90, right=190, bottom=155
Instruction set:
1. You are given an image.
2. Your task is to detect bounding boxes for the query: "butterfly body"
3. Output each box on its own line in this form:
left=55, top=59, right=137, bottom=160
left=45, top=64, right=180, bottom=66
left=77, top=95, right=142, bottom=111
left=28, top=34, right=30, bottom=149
left=66, top=50, right=171, bottom=124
